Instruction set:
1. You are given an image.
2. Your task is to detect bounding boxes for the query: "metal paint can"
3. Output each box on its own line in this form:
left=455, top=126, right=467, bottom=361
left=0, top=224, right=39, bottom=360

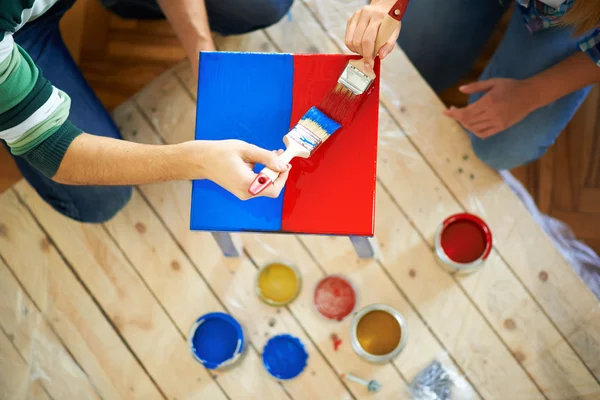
left=350, top=304, right=408, bottom=363
left=188, top=312, right=247, bottom=370
left=434, top=212, right=493, bottom=274
left=255, top=260, right=302, bottom=307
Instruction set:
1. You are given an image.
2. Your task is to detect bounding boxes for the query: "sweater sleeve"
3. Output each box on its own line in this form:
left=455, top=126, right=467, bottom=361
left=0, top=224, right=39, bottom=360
left=0, top=33, right=83, bottom=178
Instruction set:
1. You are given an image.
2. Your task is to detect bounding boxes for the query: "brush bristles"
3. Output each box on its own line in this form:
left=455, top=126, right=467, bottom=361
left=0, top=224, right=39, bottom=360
left=298, top=106, right=341, bottom=142
left=318, top=83, right=365, bottom=127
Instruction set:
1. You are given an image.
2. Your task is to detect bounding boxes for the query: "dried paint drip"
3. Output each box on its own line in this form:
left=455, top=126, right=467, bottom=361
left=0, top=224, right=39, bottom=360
left=435, top=213, right=492, bottom=273
left=331, top=333, right=342, bottom=351
left=356, top=310, right=401, bottom=356
left=313, top=275, right=356, bottom=321
left=262, top=334, right=308, bottom=380
left=188, top=312, right=245, bottom=370
left=257, top=262, right=300, bottom=306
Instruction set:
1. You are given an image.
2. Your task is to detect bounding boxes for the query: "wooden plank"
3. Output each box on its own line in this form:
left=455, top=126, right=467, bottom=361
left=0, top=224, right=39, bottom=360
left=0, top=327, right=29, bottom=400
left=537, top=147, right=554, bottom=215
left=13, top=182, right=226, bottom=400
left=0, top=259, right=100, bottom=399
left=116, top=93, right=354, bottom=399
left=265, top=3, right=600, bottom=397
left=301, top=0, right=600, bottom=382
left=553, top=128, right=575, bottom=211
left=579, top=188, right=600, bottom=214
left=26, top=382, right=52, bottom=400
left=0, top=190, right=161, bottom=399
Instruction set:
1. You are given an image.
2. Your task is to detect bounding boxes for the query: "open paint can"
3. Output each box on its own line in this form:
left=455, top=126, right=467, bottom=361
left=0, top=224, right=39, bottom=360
left=256, top=261, right=302, bottom=307
left=434, top=212, right=493, bottom=274
left=262, top=334, right=308, bottom=380
left=350, top=304, right=407, bottom=363
left=188, top=312, right=246, bottom=370
left=313, top=274, right=357, bottom=322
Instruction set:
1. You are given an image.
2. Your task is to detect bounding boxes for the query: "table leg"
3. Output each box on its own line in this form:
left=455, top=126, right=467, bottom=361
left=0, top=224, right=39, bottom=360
left=212, top=232, right=242, bottom=257
left=349, top=236, right=379, bottom=259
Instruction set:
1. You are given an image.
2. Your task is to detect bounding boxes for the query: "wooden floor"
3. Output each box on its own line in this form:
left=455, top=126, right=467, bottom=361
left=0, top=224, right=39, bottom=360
left=1, top=0, right=597, bottom=254
left=2, top=1, right=600, bottom=399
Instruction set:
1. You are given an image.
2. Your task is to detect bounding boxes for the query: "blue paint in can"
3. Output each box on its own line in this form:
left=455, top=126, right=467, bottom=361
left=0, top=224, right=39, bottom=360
left=188, top=312, right=244, bottom=370
left=262, top=334, right=308, bottom=380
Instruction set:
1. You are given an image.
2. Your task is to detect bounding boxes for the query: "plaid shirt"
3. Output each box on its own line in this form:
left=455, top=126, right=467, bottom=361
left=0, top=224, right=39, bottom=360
left=517, top=0, right=600, bottom=66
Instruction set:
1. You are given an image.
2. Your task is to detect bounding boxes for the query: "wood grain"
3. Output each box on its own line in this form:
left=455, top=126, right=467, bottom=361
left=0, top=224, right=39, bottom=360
left=0, top=189, right=162, bottom=399
left=13, top=182, right=227, bottom=400
left=0, top=259, right=100, bottom=400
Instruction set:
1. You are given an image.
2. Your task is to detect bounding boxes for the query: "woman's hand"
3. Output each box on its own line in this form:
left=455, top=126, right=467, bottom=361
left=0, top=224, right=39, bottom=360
left=444, top=78, right=536, bottom=139
left=345, top=0, right=401, bottom=71
left=188, top=139, right=291, bottom=200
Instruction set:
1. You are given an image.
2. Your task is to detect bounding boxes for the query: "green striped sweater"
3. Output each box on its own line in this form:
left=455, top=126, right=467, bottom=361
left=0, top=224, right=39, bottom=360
left=1, top=0, right=82, bottom=178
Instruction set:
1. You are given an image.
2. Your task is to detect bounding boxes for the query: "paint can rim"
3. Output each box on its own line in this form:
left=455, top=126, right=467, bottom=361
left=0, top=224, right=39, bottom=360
left=255, top=260, right=302, bottom=307
left=434, top=212, right=493, bottom=274
left=350, top=303, right=408, bottom=363
left=312, top=274, right=359, bottom=322
left=262, top=334, right=309, bottom=380
left=187, top=312, right=245, bottom=370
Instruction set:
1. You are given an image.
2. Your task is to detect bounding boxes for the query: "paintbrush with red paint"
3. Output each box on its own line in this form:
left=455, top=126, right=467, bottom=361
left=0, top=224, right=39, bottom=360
left=248, top=0, right=409, bottom=196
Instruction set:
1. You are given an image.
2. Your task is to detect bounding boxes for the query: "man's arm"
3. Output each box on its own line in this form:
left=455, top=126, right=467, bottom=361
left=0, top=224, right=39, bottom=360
left=52, top=134, right=206, bottom=185
left=156, top=0, right=216, bottom=74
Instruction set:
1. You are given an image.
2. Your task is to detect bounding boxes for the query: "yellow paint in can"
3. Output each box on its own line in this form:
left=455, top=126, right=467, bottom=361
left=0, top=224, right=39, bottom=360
left=257, top=262, right=300, bottom=306
left=356, top=310, right=401, bottom=356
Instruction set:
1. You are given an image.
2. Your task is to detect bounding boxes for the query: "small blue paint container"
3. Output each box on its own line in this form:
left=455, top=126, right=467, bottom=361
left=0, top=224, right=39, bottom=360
left=188, top=312, right=246, bottom=370
left=262, top=334, right=308, bottom=380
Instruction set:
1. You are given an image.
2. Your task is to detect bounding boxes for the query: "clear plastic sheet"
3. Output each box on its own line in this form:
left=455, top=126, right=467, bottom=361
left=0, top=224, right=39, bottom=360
left=407, top=353, right=475, bottom=400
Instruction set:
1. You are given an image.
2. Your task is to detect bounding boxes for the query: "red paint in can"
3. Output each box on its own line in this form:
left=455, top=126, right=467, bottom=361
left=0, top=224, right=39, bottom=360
left=436, top=213, right=492, bottom=272
left=313, top=275, right=356, bottom=321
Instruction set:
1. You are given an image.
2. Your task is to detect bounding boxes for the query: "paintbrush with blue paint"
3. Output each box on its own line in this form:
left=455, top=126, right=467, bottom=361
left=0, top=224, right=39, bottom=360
left=248, top=0, right=408, bottom=196
left=248, top=106, right=341, bottom=195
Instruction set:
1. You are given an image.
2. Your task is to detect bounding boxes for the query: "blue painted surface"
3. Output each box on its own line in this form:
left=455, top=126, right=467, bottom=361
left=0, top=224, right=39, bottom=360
left=262, top=334, right=308, bottom=380
left=301, top=106, right=341, bottom=137
left=190, top=312, right=244, bottom=370
left=190, top=52, right=293, bottom=232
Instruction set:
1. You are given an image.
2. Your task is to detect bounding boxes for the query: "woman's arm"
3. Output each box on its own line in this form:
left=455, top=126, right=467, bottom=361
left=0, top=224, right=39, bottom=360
left=54, top=134, right=291, bottom=200
left=445, top=52, right=600, bottom=138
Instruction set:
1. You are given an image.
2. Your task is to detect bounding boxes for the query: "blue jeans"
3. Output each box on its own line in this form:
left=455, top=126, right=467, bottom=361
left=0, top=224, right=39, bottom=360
left=397, top=0, right=593, bottom=170
left=6, top=0, right=293, bottom=223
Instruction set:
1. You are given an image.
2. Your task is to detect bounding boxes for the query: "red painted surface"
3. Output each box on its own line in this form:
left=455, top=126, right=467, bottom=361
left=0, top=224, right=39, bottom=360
left=281, top=54, right=379, bottom=235
left=389, top=0, right=410, bottom=20
left=440, top=213, right=493, bottom=263
left=313, top=275, right=357, bottom=321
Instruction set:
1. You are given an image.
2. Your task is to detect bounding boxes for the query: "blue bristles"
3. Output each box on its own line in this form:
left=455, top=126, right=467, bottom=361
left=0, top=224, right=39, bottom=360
left=300, top=106, right=341, bottom=136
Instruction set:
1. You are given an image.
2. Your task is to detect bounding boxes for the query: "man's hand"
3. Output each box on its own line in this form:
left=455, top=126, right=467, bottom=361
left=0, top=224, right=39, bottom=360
left=345, top=0, right=400, bottom=71
left=190, top=139, right=291, bottom=200
left=444, top=78, right=535, bottom=138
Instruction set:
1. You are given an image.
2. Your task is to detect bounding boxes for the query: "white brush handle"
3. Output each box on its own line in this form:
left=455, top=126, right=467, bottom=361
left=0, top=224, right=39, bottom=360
left=248, top=141, right=308, bottom=196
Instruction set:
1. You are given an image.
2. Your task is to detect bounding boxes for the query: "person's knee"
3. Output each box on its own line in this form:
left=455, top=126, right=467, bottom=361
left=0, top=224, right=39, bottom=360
left=69, top=186, right=133, bottom=224
left=469, top=133, right=543, bottom=171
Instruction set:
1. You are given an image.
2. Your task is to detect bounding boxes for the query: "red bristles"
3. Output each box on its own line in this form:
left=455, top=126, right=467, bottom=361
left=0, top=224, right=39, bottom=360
left=317, top=84, right=368, bottom=127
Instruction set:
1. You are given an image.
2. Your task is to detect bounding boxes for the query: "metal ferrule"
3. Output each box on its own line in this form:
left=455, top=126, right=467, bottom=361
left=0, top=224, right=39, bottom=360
left=288, top=124, right=323, bottom=152
left=338, top=64, right=373, bottom=95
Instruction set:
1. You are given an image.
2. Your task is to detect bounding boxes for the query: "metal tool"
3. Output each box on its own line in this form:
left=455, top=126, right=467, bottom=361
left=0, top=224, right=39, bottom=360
left=343, top=373, right=382, bottom=393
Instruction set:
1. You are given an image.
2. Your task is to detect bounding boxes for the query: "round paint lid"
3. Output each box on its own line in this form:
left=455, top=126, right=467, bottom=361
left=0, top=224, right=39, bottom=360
left=262, top=334, right=308, bottom=380
left=313, top=275, right=357, bottom=321
left=188, top=312, right=244, bottom=370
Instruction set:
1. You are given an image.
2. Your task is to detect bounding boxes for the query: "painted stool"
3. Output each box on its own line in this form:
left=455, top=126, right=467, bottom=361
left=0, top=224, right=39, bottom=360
left=191, top=52, right=380, bottom=258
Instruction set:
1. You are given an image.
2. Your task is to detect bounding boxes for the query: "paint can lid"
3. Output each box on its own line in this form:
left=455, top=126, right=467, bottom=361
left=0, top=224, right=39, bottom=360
left=313, top=275, right=357, bottom=321
left=435, top=213, right=492, bottom=272
left=262, top=334, right=308, bottom=380
left=188, top=312, right=245, bottom=370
